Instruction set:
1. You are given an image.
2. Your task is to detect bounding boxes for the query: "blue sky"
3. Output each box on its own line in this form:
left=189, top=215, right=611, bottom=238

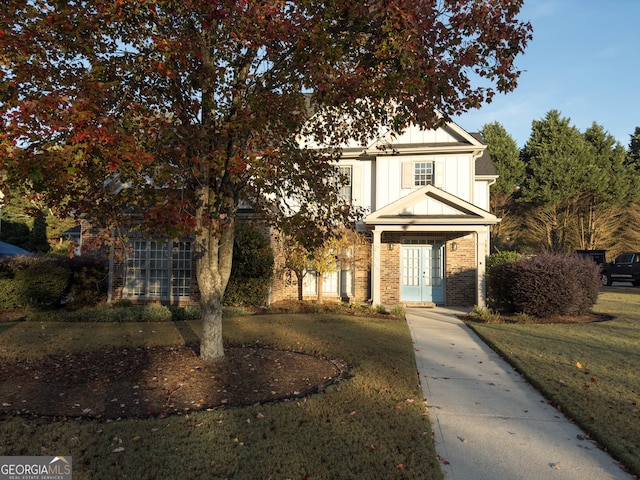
left=454, top=1, right=639, bottom=149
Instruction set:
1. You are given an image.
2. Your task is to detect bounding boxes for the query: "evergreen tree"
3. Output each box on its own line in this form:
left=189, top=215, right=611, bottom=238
left=580, top=123, right=638, bottom=249
left=28, top=210, right=50, bottom=254
left=627, top=127, right=640, bottom=169
left=520, top=110, right=591, bottom=251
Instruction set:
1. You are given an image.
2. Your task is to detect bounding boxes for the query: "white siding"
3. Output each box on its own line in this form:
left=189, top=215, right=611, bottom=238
left=440, top=155, right=473, bottom=201
left=389, top=124, right=465, bottom=144
left=403, top=198, right=463, bottom=216
left=474, top=180, right=492, bottom=211
left=339, top=159, right=373, bottom=213
left=374, top=154, right=474, bottom=211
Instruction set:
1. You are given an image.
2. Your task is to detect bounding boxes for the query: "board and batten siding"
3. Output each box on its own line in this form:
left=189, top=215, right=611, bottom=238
left=389, top=123, right=465, bottom=144
left=374, top=154, right=474, bottom=213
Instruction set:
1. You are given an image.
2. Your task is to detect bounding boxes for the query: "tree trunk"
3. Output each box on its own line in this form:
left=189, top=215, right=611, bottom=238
left=200, top=298, right=225, bottom=361
left=317, top=273, right=324, bottom=304
left=296, top=270, right=304, bottom=301
left=195, top=215, right=235, bottom=362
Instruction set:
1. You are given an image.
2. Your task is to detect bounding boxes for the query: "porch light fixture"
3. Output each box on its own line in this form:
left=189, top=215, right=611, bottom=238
left=388, top=243, right=394, bottom=251
left=451, top=242, right=458, bottom=251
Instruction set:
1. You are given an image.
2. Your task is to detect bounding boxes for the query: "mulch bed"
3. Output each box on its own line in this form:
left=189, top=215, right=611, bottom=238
left=0, top=346, right=347, bottom=420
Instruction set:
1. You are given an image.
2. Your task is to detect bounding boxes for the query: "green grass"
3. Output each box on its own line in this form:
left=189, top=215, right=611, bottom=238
left=467, top=287, right=640, bottom=477
left=0, top=313, right=442, bottom=480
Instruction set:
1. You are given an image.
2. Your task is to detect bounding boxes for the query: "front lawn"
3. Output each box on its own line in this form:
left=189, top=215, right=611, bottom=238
left=0, top=313, right=442, bottom=480
left=468, top=288, right=640, bottom=477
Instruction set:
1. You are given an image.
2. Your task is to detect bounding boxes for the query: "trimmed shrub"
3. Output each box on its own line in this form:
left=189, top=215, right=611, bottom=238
left=225, top=277, right=273, bottom=308
left=0, top=277, right=23, bottom=311
left=486, top=250, right=522, bottom=312
left=65, top=256, right=109, bottom=309
left=25, top=304, right=198, bottom=322
left=12, top=257, right=70, bottom=308
left=500, top=252, right=600, bottom=318
left=225, top=222, right=274, bottom=307
left=0, top=256, right=108, bottom=313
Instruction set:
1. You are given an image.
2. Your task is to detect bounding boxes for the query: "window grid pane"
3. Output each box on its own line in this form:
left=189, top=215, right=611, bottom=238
left=124, top=240, right=192, bottom=300
left=431, top=247, right=442, bottom=286
left=125, top=240, right=147, bottom=296
left=148, top=241, right=169, bottom=298
left=172, top=241, right=192, bottom=298
left=322, top=271, right=339, bottom=293
left=402, top=248, right=420, bottom=286
left=304, top=269, right=318, bottom=294
left=338, top=166, right=352, bottom=202
left=414, top=162, right=433, bottom=186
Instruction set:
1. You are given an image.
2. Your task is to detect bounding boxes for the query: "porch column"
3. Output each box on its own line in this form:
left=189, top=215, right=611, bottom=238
left=371, top=228, right=381, bottom=305
left=476, top=227, right=489, bottom=308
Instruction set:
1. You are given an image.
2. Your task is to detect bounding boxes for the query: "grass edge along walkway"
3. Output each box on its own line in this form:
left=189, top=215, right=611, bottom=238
left=0, top=313, right=443, bottom=480
left=467, top=289, right=640, bottom=478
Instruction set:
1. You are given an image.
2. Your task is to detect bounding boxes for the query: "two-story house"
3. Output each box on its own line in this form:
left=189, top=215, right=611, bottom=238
left=76, top=116, right=498, bottom=308
left=271, top=117, right=499, bottom=308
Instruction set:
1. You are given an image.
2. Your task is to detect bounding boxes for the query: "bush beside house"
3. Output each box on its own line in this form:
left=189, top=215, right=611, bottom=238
left=224, top=222, right=274, bottom=308
left=0, top=256, right=108, bottom=313
left=487, top=251, right=600, bottom=318
left=486, top=250, right=522, bottom=312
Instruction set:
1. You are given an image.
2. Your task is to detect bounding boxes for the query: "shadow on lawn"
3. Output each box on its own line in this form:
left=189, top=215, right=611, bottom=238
left=0, top=321, right=20, bottom=336
left=172, top=318, right=200, bottom=353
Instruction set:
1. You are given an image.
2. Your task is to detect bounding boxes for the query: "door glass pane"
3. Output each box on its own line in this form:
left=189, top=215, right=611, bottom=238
left=431, top=247, right=442, bottom=286
left=402, top=248, right=420, bottom=286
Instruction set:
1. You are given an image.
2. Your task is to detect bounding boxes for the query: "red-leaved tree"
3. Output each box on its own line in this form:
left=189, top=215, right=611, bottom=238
left=0, top=0, right=531, bottom=361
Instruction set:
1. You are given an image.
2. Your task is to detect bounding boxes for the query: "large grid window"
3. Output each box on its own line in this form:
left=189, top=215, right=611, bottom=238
left=124, top=240, right=192, bottom=301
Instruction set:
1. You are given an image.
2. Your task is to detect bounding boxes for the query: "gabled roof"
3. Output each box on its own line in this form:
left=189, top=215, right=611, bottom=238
left=364, top=185, right=499, bottom=227
left=338, top=117, right=490, bottom=159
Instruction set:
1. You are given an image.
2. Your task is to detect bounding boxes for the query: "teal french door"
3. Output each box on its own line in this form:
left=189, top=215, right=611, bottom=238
left=400, top=245, right=444, bottom=303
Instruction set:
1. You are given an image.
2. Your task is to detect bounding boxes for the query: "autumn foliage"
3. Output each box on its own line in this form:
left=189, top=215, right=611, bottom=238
left=0, top=0, right=531, bottom=359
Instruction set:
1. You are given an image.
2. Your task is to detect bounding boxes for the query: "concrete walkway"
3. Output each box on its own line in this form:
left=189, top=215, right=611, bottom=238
left=406, top=307, right=635, bottom=480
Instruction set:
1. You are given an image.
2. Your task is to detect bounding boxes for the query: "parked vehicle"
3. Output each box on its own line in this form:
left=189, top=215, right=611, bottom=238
left=0, top=241, right=32, bottom=258
left=601, top=252, right=640, bottom=286
left=575, top=249, right=607, bottom=270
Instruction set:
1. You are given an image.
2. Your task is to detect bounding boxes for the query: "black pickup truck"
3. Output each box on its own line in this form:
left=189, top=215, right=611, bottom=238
left=600, top=252, right=640, bottom=286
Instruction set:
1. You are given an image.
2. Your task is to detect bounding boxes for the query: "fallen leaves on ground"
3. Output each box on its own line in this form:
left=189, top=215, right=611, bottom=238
left=0, top=346, right=347, bottom=420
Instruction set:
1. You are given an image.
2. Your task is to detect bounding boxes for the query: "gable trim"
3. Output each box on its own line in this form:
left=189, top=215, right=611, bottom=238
left=364, top=184, right=499, bottom=226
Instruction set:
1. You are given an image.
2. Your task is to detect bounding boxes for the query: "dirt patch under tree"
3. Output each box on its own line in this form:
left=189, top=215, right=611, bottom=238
left=0, top=346, right=347, bottom=420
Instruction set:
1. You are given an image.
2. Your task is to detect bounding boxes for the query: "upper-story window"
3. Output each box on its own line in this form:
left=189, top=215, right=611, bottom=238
left=402, top=161, right=435, bottom=188
left=337, top=166, right=352, bottom=202
left=414, top=162, right=433, bottom=186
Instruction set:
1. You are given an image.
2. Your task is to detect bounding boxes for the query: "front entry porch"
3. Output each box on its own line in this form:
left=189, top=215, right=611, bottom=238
left=365, top=185, right=499, bottom=308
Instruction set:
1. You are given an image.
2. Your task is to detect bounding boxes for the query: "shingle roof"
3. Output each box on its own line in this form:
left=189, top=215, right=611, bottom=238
left=470, top=133, right=497, bottom=177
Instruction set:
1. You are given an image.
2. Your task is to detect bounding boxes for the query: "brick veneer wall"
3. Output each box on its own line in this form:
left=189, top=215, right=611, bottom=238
left=379, top=240, right=400, bottom=305
left=378, top=232, right=478, bottom=307
left=444, top=235, right=477, bottom=306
